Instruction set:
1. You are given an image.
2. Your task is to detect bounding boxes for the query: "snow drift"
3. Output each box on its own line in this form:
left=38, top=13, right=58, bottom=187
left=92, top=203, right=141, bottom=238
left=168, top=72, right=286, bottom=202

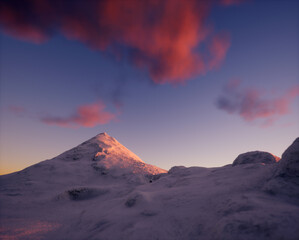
left=0, top=134, right=298, bottom=240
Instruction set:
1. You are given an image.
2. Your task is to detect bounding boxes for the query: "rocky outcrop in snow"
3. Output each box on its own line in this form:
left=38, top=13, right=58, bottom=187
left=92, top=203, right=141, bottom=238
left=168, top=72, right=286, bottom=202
left=232, top=151, right=279, bottom=166
left=262, top=138, right=299, bottom=201
left=277, top=137, right=299, bottom=177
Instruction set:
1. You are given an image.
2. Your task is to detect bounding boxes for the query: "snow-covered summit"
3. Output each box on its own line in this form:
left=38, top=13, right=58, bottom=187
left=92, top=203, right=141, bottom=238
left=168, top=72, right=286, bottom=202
left=54, top=132, right=166, bottom=178
left=91, top=132, right=167, bottom=176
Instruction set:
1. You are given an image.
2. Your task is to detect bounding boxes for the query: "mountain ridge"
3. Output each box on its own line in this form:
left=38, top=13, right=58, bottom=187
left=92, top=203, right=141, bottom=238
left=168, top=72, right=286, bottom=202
left=0, top=135, right=298, bottom=240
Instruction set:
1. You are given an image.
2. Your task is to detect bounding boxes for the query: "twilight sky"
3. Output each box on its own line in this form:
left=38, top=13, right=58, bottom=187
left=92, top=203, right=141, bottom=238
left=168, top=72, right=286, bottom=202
left=0, top=0, right=298, bottom=174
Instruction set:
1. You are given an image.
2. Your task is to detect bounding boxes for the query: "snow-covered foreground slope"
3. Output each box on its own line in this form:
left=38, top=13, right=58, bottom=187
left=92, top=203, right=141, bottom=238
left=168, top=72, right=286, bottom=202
left=0, top=134, right=298, bottom=240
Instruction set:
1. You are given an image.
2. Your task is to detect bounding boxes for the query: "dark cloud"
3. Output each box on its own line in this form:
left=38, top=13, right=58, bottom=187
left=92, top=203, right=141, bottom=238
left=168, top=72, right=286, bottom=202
left=0, top=0, right=236, bottom=84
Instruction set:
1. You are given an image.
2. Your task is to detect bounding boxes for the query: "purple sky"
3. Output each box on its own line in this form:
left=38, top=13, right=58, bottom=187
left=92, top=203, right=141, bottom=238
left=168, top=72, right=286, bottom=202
left=0, top=0, right=298, bottom=174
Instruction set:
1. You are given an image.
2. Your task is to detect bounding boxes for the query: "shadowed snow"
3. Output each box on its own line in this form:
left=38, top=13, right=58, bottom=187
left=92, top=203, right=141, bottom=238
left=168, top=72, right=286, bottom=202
left=0, top=133, right=298, bottom=240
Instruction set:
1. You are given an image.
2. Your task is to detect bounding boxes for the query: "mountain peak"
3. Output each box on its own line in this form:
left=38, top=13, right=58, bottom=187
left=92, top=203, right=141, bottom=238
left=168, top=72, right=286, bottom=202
left=55, top=133, right=167, bottom=178
left=91, top=134, right=167, bottom=177
left=96, top=132, right=109, bottom=137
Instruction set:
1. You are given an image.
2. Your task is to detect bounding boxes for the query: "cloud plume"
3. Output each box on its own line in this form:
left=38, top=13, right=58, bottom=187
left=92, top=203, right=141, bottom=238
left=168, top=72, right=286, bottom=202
left=216, top=80, right=299, bottom=127
left=0, top=0, right=234, bottom=84
left=41, top=101, right=116, bottom=128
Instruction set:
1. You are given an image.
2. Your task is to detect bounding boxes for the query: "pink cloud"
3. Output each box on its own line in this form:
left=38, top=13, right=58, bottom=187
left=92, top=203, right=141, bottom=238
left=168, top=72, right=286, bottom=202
left=216, top=81, right=299, bottom=127
left=41, top=101, right=116, bottom=128
left=0, top=0, right=238, bottom=84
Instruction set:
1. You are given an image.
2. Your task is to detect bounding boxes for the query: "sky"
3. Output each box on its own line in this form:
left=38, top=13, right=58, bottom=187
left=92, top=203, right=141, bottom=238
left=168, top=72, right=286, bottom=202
left=0, top=0, right=298, bottom=174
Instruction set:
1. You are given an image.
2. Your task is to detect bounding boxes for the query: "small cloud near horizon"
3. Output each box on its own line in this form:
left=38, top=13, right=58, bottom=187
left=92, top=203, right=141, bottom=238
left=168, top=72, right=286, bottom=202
left=0, top=0, right=240, bottom=84
left=7, top=105, right=26, bottom=115
left=216, top=80, right=299, bottom=127
left=41, top=101, right=116, bottom=128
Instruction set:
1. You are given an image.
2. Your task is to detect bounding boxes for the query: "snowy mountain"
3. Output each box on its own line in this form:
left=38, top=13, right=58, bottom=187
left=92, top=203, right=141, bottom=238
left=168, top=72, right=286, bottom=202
left=0, top=133, right=298, bottom=240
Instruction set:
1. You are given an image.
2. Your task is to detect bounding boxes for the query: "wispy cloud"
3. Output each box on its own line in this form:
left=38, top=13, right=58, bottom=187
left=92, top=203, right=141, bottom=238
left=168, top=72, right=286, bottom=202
left=7, top=105, right=26, bottom=115
left=208, top=32, right=231, bottom=70
left=216, top=80, right=299, bottom=127
left=41, top=101, right=116, bottom=128
left=219, top=0, right=247, bottom=6
left=0, top=0, right=238, bottom=84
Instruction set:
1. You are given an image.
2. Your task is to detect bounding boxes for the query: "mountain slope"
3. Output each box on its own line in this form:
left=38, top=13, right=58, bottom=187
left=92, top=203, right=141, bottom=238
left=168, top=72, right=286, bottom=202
left=53, top=132, right=166, bottom=178
left=0, top=135, right=298, bottom=240
left=1, top=133, right=166, bottom=186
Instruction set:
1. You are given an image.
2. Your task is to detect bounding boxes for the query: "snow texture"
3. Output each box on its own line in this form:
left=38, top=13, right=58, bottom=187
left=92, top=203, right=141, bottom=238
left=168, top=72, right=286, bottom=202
left=0, top=133, right=298, bottom=240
